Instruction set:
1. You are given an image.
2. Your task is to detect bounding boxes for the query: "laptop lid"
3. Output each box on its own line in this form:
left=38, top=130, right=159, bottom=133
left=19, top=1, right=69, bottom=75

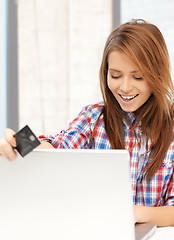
left=0, top=149, right=137, bottom=239
left=135, top=222, right=156, bottom=240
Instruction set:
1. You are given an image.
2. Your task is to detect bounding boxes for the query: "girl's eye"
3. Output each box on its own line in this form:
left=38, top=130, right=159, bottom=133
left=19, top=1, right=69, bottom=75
left=111, top=76, right=121, bottom=79
left=134, top=76, right=144, bottom=80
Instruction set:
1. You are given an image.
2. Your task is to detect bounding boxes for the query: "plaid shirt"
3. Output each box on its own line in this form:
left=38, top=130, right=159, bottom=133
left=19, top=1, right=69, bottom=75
left=39, top=102, right=174, bottom=206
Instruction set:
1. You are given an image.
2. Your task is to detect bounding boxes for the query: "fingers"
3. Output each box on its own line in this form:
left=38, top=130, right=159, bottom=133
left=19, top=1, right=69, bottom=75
left=0, top=128, right=17, bottom=161
left=0, top=139, right=17, bottom=161
left=4, top=128, right=16, bottom=147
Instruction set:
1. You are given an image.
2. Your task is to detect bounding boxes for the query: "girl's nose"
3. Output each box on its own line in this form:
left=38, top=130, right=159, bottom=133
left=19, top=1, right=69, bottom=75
left=119, top=77, right=132, bottom=93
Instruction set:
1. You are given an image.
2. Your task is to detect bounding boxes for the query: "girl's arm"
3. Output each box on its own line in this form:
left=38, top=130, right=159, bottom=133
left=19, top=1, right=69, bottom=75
left=37, top=141, right=54, bottom=149
left=134, top=205, right=174, bottom=227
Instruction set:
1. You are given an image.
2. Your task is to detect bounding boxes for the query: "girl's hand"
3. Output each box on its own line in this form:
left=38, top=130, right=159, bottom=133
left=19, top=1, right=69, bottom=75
left=0, top=128, right=17, bottom=161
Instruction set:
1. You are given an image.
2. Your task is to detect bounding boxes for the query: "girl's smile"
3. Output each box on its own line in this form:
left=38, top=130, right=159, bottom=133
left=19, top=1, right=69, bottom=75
left=119, top=94, right=139, bottom=102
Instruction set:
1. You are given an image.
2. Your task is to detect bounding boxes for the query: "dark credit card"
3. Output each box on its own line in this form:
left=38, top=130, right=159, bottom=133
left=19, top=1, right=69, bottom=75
left=14, top=125, right=41, bottom=157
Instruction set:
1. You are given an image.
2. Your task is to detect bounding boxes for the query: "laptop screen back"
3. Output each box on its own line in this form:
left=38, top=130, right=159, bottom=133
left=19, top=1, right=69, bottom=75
left=0, top=149, right=135, bottom=240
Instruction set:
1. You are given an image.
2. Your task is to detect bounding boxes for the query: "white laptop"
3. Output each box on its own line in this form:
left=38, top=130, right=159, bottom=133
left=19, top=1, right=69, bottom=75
left=0, top=149, right=156, bottom=240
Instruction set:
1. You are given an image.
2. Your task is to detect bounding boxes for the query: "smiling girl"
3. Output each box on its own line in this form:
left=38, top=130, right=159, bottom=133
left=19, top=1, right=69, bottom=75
left=1, top=19, right=174, bottom=227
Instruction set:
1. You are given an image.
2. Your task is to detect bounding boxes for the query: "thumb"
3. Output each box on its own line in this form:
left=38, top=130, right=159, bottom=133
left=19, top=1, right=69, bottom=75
left=4, top=128, right=17, bottom=147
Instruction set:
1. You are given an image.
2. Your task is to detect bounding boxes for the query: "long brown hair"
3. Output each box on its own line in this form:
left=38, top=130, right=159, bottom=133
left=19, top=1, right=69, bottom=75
left=98, top=19, right=174, bottom=182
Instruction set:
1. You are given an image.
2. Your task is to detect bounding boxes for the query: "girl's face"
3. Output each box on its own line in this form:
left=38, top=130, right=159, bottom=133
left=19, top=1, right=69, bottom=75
left=107, top=50, right=152, bottom=112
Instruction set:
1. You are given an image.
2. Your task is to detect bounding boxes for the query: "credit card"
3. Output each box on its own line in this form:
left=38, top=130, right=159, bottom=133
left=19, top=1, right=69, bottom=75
left=14, top=125, right=41, bottom=157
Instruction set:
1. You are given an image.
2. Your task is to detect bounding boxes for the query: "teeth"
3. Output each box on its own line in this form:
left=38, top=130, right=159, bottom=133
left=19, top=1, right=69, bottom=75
left=121, top=95, right=137, bottom=100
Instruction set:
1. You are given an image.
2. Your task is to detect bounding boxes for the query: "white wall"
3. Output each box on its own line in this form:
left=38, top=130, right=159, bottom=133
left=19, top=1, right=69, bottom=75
left=18, top=0, right=112, bottom=136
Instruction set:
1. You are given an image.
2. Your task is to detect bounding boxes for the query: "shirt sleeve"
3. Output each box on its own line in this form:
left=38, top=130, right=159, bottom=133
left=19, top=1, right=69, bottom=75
left=39, top=105, right=98, bottom=149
